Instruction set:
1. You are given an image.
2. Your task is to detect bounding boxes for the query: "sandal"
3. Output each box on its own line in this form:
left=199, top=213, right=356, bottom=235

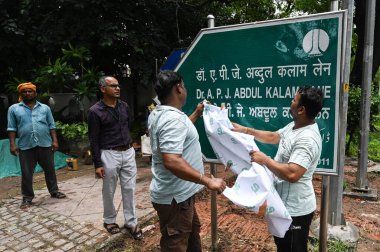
left=20, top=200, right=32, bottom=209
left=51, top=192, right=66, bottom=199
left=126, top=224, right=143, bottom=240
left=103, top=223, right=121, bottom=235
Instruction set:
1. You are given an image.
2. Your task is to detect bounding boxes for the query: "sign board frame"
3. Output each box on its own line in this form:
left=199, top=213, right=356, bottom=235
left=160, top=48, right=187, bottom=71
left=175, top=11, right=346, bottom=175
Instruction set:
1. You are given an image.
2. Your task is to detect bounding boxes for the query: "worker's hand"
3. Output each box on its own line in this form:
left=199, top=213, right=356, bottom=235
left=195, top=100, right=208, bottom=115
left=250, top=150, right=269, bottom=166
left=95, top=167, right=105, bottom=179
left=231, top=122, right=247, bottom=134
left=52, top=141, right=59, bottom=152
left=225, top=162, right=232, bottom=172
left=257, top=200, right=267, bottom=217
left=205, top=175, right=227, bottom=194
left=10, top=144, right=19, bottom=156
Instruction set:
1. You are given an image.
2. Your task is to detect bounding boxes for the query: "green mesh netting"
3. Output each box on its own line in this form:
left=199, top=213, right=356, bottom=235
left=0, top=139, right=70, bottom=179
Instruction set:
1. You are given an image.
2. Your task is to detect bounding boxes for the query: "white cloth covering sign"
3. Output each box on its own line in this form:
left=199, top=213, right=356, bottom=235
left=202, top=103, right=292, bottom=238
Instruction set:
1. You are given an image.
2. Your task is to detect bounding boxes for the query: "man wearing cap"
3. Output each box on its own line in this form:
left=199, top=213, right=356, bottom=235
left=7, top=82, right=66, bottom=209
left=88, top=76, right=142, bottom=239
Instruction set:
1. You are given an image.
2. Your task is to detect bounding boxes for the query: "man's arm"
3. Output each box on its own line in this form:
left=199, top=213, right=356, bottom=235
left=8, top=131, right=19, bottom=156
left=45, top=106, right=59, bottom=151
left=188, top=102, right=203, bottom=124
left=87, top=109, right=105, bottom=178
left=162, top=153, right=226, bottom=193
left=50, top=129, right=59, bottom=151
left=250, top=151, right=306, bottom=182
left=7, top=107, right=19, bottom=156
left=231, top=122, right=280, bottom=144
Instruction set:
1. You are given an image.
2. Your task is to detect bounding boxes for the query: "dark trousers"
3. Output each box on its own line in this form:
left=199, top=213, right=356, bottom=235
left=274, top=212, right=314, bottom=252
left=19, top=147, right=59, bottom=201
left=152, top=195, right=202, bottom=252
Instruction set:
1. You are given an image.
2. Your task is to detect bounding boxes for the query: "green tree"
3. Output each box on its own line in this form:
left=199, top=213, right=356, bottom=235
left=0, top=0, right=280, bottom=91
left=1, top=0, right=379, bottom=138
left=34, top=58, right=75, bottom=93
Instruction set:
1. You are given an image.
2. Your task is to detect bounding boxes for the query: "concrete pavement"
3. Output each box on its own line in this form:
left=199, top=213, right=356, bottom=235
left=0, top=158, right=156, bottom=252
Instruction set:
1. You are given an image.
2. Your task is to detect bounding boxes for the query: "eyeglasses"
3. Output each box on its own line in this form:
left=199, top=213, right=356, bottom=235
left=106, top=84, right=120, bottom=89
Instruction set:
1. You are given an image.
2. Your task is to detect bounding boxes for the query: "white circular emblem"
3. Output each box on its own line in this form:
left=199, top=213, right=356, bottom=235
left=303, top=29, right=329, bottom=56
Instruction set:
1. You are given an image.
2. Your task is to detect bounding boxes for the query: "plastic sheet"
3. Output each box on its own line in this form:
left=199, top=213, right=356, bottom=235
left=0, top=139, right=70, bottom=179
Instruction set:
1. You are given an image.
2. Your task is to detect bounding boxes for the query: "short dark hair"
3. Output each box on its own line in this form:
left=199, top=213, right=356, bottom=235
left=154, top=70, right=183, bottom=103
left=297, top=86, right=324, bottom=119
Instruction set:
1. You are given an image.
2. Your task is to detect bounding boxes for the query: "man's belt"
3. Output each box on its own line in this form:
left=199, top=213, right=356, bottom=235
left=109, top=144, right=132, bottom=151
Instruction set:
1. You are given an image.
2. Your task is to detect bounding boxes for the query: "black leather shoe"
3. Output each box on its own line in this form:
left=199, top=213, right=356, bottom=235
left=20, top=199, right=32, bottom=209
left=51, top=191, right=67, bottom=199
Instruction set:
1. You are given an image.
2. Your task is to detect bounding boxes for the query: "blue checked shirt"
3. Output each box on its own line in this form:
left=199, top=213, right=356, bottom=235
left=7, top=101, right=56, bottom=150
left=148, top=105, right=204, bottom=204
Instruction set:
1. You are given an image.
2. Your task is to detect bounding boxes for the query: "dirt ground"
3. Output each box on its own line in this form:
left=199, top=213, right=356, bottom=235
left=1, top=156, right=379, bottom=252
left=121, top=160, right=380, bottom=252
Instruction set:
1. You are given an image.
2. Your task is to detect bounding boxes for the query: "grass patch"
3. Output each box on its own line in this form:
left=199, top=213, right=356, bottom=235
left=346, top=115, right=380, bottom=162
left=308, top=238, right=355, bottom=252
left=94, top=234, right=126, bottom=252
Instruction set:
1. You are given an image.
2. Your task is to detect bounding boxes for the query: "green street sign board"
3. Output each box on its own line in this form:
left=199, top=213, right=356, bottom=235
left=176, top=11, right=345, bottom=174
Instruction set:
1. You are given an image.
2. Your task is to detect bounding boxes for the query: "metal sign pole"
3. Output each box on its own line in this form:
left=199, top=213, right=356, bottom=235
left=206, top=15, right=219, bottom=251
left=319, top=176, right=330, bottom=252
left=356, top=0, right=376, bottom=189
left=328, top=0, right=353, bottom=226
left=210, top=163, right=218, bottom=251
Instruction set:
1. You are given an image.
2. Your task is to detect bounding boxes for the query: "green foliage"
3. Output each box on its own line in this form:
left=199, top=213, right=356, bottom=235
left=55, top=121, right=88, bottom=140
left=347, top=86, right=362, bottom=132
left=73, top=66, right=102, bottom=101
left=0, top=0, right=285, bottom=91
left=0, top=0, right=372, bottom=92
left=209, top=0, right=277, bottom=23
left=4, top=77, right=26, bottom=94
left=1, top=0, right=379, bottom=150
left=34, top=58, right=75, bottom=93
left=308, top=238, right=353, bottom=251
left=345, top=133, right=358, bottom=156
left=62, top=43, right=92, bottom=76
left=62, top=43, right=91, bottom=63
left=350, top=32, right=358, bottom=71
left=31, top=43, right=102, bottom=114
left=368, top=132, right=380, bottom=161
left=346, top=115, right=380, bottom=162
left=130, top=121, right=143, bottom=142
left=327, top=239, right=353, bottom=251
left=346, top=85, right=380, bottom=156
left=375, top=67, right=380, bottom=84
left=293, top=0, right=330, bottom=15
left=73, top=81, right=97, bottom=101
left=343, top=179, right=349, bottom=191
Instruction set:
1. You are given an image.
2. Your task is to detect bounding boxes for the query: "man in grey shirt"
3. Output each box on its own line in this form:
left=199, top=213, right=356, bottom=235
left=232, top=86, right=323, bottom=252
left=148, top=70, right=226, bottom=251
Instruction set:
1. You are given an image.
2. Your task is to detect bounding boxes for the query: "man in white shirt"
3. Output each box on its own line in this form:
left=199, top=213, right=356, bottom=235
left=232, top=86, right=323, bottom=252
